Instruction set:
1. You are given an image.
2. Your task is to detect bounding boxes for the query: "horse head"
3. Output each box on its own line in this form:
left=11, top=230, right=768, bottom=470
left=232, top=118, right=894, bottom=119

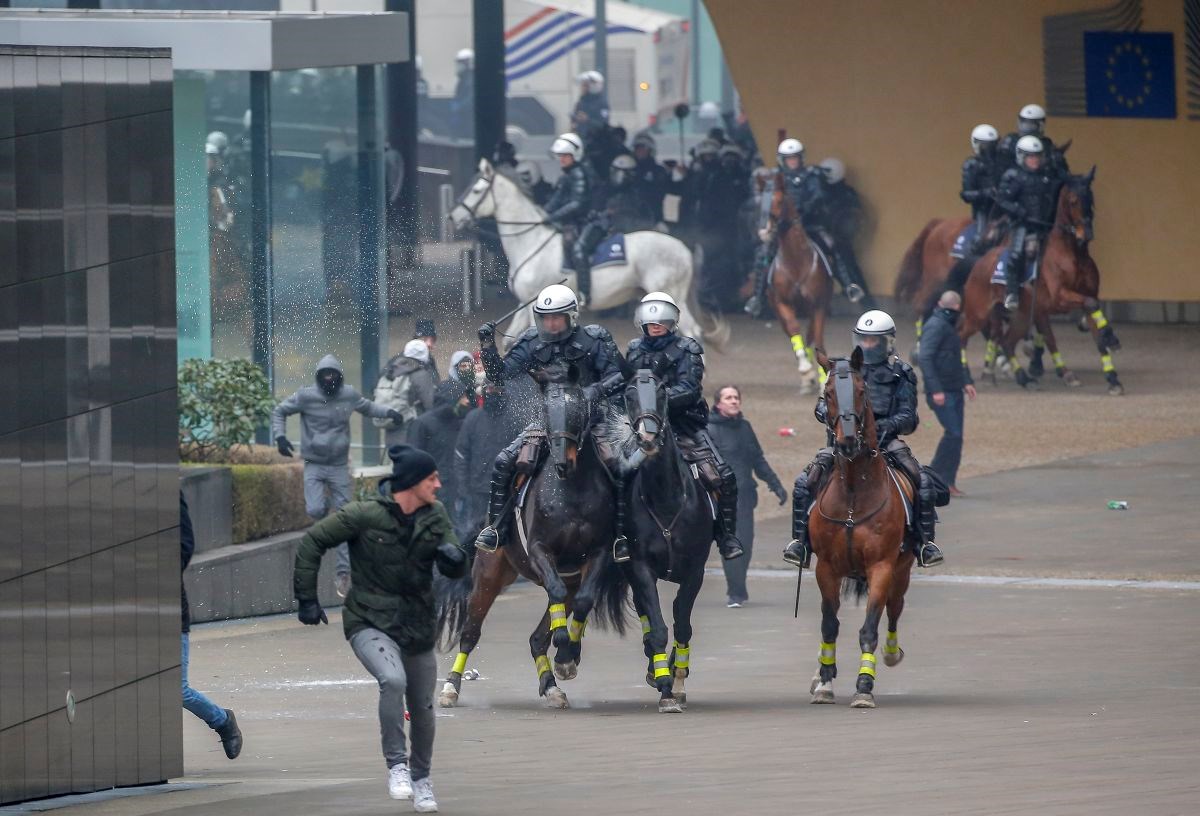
left=766, top=170, right=796, bottom=236
left=624, top=367, right=669, bottom=454
left=450, top=158, right=498, bottom=228
left=818, top=347, right=873, bottom=459
left=536, top=363, right=591, bottom=478
left=1059, top=166, right=1096, bottom=246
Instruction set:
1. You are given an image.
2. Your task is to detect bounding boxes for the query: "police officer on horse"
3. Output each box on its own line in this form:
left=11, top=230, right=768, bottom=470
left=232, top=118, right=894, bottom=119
left=543, top=133, right=600, bottom=306
left=616, top=293, right=744, bottom=564
left=943, top=124, right=1006, bottom=295
left=474, top=284, right=625, bottom=553
left=995, top=135, right=1058, bottom=312
left=998, top=104, right=1069, bottom=179
left=783, top=310, right=944, bottom=569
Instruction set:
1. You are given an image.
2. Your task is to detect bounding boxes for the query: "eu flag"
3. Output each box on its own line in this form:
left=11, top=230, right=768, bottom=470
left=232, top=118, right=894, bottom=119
left=1084, top=31, right=1177, bottom=118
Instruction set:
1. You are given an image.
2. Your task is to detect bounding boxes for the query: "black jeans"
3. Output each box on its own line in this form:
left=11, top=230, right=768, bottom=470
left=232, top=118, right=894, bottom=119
left=926, top=391, right=965, bottom=487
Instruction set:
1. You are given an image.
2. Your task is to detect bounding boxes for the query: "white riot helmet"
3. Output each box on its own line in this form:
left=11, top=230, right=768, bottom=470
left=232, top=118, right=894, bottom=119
left=456, top=49, right=475, bottom=69
left=578, top=70, right=604, bottom=93
left=970, top=124, right=998, bottom=156
left=1015, top=135, right=1044, bottom=169
left=550, top=132, right=584, bottom=162
left=515, top=159, right=542, bottom=188
left=610, top=153, right=636, bottom=186
left=1017, top=103, right=1046, bottom=136
left=819, top=157, right=846, bottom=184
left=206, top=131, right=229, bottom=155
left=533, top=284, right=580, bottom=342
left=634, top=292, right=681, bottom=335
left=698, top=101, right=721, bottom=120
left=852, top=310, right=896, bottom=366
left=777, top=138, right=805, bottom=167
left=632, top=132, right=656, bottom=156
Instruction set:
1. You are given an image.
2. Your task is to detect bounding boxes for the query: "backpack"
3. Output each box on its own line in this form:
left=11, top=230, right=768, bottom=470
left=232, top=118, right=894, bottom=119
left=372, top=368, right=417, bottom=429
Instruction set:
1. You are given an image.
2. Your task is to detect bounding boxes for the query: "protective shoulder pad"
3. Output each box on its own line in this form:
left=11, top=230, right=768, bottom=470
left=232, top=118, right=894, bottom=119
left=518, top=327, right=540, bottom=342
left=676, top=335, right=704, bottom=356
left=897, top=360, right=918, bottom=384
left=583, top=324, right=613, bottom=341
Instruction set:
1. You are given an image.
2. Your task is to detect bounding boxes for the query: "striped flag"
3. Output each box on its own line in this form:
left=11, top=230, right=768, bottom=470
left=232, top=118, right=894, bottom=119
left=504, top=7, right=639, bottom=84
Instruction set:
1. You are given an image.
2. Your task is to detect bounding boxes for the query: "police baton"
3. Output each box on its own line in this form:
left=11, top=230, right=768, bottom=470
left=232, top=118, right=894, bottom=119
left=490, top=278, right=568, bottom=328
left=794, top=566, right=803, bottom=619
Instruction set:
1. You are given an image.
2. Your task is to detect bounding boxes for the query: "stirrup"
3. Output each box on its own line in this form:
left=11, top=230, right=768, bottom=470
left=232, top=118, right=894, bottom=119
left=474, top=526, right=499, bottom=553
left=845, top=283, right=864, bottom=303
left=916, top=542, right=944, bottom=568
left=782, top=539, right=810, bottom=568
left=718, top=537, right=744, bottom=561
left=1003, top=292, right=1019, bottom=311
left=612, top=535, right=631, bottom=564
left=744, top=295, right=763, bottom=317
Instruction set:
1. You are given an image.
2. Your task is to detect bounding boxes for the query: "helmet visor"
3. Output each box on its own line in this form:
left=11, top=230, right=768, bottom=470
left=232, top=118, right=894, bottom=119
left=852, top=332, right=891, bottom=366
left=634, top=301, right=680, bottom=332
left=535, top=312, right=574, bottom=343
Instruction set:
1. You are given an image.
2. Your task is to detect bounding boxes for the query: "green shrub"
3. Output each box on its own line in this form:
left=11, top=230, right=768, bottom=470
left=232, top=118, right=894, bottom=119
left=179, top=358, right=275, bottom=463
left=229, top=464, right=310, bottom=544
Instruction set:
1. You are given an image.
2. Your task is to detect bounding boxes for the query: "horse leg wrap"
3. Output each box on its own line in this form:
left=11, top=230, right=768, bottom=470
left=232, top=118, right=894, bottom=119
left=858, top=652, right=877, bottom=678
left=1033, top=333, right=1046, bottom=350
left=790, top=334, right=807, bottom=358
left=652, top=653, right=671, bottom=681
left=672, top=642, right=690, bottom=673
left=1052, top=352, right=1065, bottom=369
left=1101, top=353, right=1115, bottom=374
left=819, top=642, right=837, bottom=666
left=1090, top=308, right=1109, bottom=330
left=883, top=632, right=900, bottom=657
left=451, top=652, right=469, bottom=677
left=983, top=340, right=997, bottom=367
left=640, top=615, right=651, bottom=637
left=568, top=617, right=587, bottom=644
left=548, top=603, right=567, bottom=632
left=535, top=654, right=551, bottom=678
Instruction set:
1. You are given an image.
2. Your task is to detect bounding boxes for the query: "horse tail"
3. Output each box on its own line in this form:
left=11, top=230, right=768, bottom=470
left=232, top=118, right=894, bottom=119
left=686, top=277, right=732, bottom=353
left=434, top=559, right=475, bottom=651
left=840, top=575, right=869, bottom=605
left=895, top=219, right=937, bottom=307
left=585, top=558, right=630, bottom=635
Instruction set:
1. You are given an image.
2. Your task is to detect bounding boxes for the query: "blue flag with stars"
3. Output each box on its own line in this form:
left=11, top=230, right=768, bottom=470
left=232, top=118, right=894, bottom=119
left=1085, top=31, right=1176, bottom=118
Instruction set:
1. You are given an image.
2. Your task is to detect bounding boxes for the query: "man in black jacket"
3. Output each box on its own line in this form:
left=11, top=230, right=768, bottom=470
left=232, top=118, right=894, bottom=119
left=407, top=380, right=473, bottom=520
left=544, top=133, right=598, bottom=304
left=917, top=291, right=976, bottom=495
left=181, top=493, right=242, bottom=759
left=453, top=380, right=535, bottom=538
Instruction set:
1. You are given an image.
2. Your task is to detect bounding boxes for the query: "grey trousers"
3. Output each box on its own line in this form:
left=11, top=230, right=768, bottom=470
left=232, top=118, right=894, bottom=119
left=721, top=492, right=756, bottom=602
left=348, top=628, right=437, bottom=779
left=304, top=462, right=353, bottom=575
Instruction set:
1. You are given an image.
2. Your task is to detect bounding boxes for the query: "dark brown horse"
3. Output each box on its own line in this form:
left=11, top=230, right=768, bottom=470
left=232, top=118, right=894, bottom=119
left=808, top=348, right=915, bottom=709
left=436, top=367, right=628, bottom=710
left=758, top=170, right=833, bottom=393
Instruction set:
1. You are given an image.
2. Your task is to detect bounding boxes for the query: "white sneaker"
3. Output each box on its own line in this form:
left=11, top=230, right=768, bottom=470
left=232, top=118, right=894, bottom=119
left=412, top=777, right=438, bottom=812
left=388, top=764, right=412, bottom=800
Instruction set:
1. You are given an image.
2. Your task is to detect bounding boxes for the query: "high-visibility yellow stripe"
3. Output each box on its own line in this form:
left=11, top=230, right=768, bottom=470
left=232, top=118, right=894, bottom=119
left=819, top=642, right=836, bottom=666
left=640, top=615, right=651, bottom=635
left=451, top=652, right=468, bottom=676
left=859, top=652, right=877, bottom=677
left=914, top=318, right=923, bottom=339
left=984, top=340, right=997, bottom=365
left=673, top=643, right=690, bottom=670
left=1033, top=333, right=1046, bottom=350
left=818, top=366, right=828, bottom=386
left=1052, top=352, right=1065, bottom=368
left=790, top=334, right=806, bottom=355
left=960, top=349, right=968, bottom=366
left=548, top=603, right=567, bottom=631
left=535, top=655, right=551, bottom=676
left=883, top=632, right=900, bottom=655
left=652, top=653, right=670, bottom=679
left=1101, top=354, right=1115, bottom=373
left=1090, top=309, right=1108, bottom=329
left=568, top=618, right=586, bottom=643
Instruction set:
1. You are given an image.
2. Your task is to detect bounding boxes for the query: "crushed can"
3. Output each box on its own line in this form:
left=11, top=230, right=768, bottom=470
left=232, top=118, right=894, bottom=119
left=1106, top=500, right=1128, bottom=510
left=778, top=427, right=796, bottom=437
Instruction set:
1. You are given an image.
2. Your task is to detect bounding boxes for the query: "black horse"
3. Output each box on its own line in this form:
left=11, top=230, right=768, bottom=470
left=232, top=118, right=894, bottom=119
left=436, top=364, right=628, bottom=710
left=616, top=368, right=716, bottom=713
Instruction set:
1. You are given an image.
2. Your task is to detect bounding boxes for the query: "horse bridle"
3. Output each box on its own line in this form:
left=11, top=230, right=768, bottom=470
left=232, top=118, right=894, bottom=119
left=453, top=171, right=548, bottom=237
left=628, top=371, right=665, bottom=446
left=827, top=359, right=873, bottom=459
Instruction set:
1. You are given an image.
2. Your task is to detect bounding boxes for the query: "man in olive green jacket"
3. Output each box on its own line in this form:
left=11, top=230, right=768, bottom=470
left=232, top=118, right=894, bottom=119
left=293, top=444, right=468, bottom=813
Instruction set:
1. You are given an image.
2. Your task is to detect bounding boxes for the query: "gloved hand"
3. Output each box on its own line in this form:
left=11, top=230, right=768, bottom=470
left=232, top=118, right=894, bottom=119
left=772, top=484, right=788, bottom=505
left=478, top=321, right=497, bottom=346
left=297, top=598, right=328, bottom=625
left=435, top=541, right=468, bottom=575
left=387, top=409, right=404, bottom=425
left=276, top=436, right=294, bottom=458
left=757, top=226, right=773, bottom=243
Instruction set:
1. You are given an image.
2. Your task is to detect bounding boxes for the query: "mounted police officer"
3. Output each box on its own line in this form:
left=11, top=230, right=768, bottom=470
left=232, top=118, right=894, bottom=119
left=473, top=284, right=625, bottom=553
left=543, top=133, right=598, bottom=306
left=943, top=124, right=1006, bottom=296
left=995, top=135, right=1057, bottom=312
left=618, top=293, right=744, bottom=564
left=605, top=153, right=653, bottom=232
left=998, top=104, right=1069, bottom=179
left=816, top=157, right=874, bottom=307
left=631, top=133, right=669, bottom=228
left=783, top=310, right=944, bottom=569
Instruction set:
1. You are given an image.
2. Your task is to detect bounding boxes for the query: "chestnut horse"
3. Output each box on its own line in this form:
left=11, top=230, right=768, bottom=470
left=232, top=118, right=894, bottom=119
left=758, top=170, right=833, bottom=393
left=808, top=348, right=914, bottom=709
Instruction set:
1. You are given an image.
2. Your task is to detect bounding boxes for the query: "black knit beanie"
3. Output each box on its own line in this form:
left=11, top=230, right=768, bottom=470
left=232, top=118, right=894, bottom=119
left=387, top=444, right=437, bottom=491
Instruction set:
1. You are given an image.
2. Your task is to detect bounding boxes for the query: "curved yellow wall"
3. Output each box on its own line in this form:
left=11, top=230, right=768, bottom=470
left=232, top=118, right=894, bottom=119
left=707, top=0, right=1199, bottom=301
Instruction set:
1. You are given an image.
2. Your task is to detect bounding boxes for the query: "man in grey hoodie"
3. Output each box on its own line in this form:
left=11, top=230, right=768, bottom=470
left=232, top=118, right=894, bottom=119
left=273, top=354, right=401, bottom=593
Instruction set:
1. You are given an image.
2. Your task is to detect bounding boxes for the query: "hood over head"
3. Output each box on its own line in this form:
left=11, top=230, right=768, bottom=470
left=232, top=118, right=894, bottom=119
left=403, top=339, right=430, bottom=363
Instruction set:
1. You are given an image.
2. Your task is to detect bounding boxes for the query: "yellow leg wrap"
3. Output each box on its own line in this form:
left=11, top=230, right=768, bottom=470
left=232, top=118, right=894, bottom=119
left=1101, top=353, right=1115, bottom=373
left=960, top=349, right=968, bottom=366
left=535, top=654, right=551, bottom=676
left=568, top=617, right=587, bottom=643
left=1090, top=308, right=1108, bottom=329
left=984, top=340, right=997, bottom=366
left=914, top=318, right=923, bottom=339
left=883, top=632, right=900, bottom=655
left=652, top=653, right=670, bottom=679
left=818, top=365, right=828, bottom=386
left=818, top=642, right=836, bottom=666
left=673, top=643, right=690, bottom=670
left=790, top=334, right=807, bottom=356
left=859, top=652, right=877, bottom=678
left=640, top=615, right=651, bottom=636
left=1033, top=333, right=1046, bottom=350
left=451, top=652, right=468, bottom=676
left=548, top=603, right=567, bottom=631
left=1052, top=351, right=1065, bottom=368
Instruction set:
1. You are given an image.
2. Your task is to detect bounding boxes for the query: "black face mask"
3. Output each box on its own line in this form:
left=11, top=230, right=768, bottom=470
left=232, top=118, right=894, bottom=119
left=317, top=370, right=343, bottom=397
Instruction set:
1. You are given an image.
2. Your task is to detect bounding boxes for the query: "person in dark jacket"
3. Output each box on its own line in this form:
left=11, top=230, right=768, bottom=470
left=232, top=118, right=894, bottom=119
left=406, top=380, right=473, bottom=517
left=293, top=445, right=467, bottom=812
left=377, top=339, right=439, bottom=449
left=545, top=133, right=598, bottom=304
left=181, top=493, right=242, bottom=759
left=412, top=318, right=441, bottom=383
left=708, top=386, right=788, bottom=607
left=917, top=291, right=976, bottom=495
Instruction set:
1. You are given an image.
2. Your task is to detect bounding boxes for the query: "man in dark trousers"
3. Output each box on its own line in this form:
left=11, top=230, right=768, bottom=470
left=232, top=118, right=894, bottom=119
left=452, top=380, right=535, bottom=538
left=917, top=291, right=976, bottom=496
left=407, top=380, right=474, bottom=521
left=293, top=445, right=468, bottom=813
left=181, top=493, right=242, bottom=759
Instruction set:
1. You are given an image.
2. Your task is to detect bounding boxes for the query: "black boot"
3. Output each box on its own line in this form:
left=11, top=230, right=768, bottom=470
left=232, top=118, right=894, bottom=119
left=612, top=475, right=631, bottom=563
left=714, top=486, right=744, bottom=561
left=946, top=255, right=975, bottom=294
left=830, top=247, right=864, bottom=304
left=783, top=480, right=812, bottom=568
left=216, top=709, right=242, bottom=760
left=475, top=451, right=517, bottom=552
left=915, top=474, right=943, bottom=568
left=574, top=251, right=593, bottom=308
left=744, top=245, right=773, bottom=317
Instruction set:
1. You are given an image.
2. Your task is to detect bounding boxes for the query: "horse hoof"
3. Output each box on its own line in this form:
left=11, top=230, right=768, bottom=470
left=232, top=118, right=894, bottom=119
left=809, top=673, right=823, bottom=696
left=850, top=693, right=876, bottom=709
left=810, top=689, right=836, bottom=705
left=1061, top=370, right=1082, bottom=387
left=659, top=698, right=685, bottom=714
left=554, top=661, right=578, bottom=681
left=545, top=687, right=570, bottom=709
left=676, top=692, right=687, bottom=710
left=438, top=684, right=459, bottom=708
left=883, top=647, right=905, bottom=668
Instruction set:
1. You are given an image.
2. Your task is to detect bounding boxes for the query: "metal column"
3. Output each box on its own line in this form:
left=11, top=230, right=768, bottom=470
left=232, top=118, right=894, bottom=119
left=249, top=70, right=274, bottom=442
left=358, top=65, right=384, bottom=463
left=473, top=0, right=506, bottom=160
left=594, top=0, right=607, bottom=77
left=385, top=0, right=418, bottom=271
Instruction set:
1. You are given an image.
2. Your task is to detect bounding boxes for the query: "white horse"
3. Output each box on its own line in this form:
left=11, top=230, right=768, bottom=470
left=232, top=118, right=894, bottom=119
left=450, top=159, right=728, bottom=350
